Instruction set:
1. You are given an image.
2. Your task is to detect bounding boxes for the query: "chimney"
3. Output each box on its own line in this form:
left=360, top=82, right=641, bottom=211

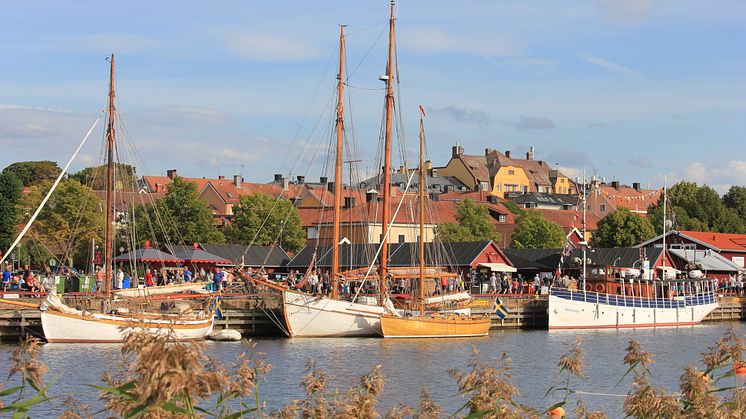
left=485, top=148, right=493, bottom=156
left=327, top=181, right=335, bottom=193
left=166, top=169, right=178, bottom=180
left=451, top=144, right=464, bottom=157
left=633, top=182, right=641, bottom=191
left=366, top=190, right=378, bottom=202
left=505, top=150, right=512, bottom=159
left=344, top=196, right=356, bottom=208
left=526, top=146, right=534, bottom=160
left=218, top=175, right=225, bottom=180
left=296, top=175, right=305, bottom=184
left=233, top=175, right=242, bottom=188
left=283, top=178, right=290, bottom=190
left=319, top=176, right=328, bottom=184
left=273, top=173, right=283, bottom=182
left=611, top=180, right=620, bottom=190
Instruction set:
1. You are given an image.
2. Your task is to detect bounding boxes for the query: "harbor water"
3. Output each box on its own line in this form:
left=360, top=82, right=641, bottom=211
left=1, top=322, right=743, bottom=416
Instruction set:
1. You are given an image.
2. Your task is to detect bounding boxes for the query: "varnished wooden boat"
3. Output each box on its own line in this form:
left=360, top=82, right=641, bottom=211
left=380, top=313, right=491, bottom=338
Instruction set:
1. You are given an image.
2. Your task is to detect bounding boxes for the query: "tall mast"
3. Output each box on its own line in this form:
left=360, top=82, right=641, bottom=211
left=104, top=53, right=116, bottom=295
left=418, top=111, right=426, bottom=316
left=662, top=178, right=667, bottom=276
left=582, top=169, right=587, bottom=294
left=331, top=25, right=346, bottom=299
left=379, top=0, right=395, bottom=299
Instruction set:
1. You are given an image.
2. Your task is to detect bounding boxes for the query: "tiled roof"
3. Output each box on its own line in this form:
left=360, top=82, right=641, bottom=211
left=142, top=176, right=211, bottom=193
left=489, top=151, right=557, bottom=187
left=113, top=248, right=183, bottom=263
left=504, top=247, right=663, bottom=270
left=199, top=244, right=291, bottom=267
left=204, top=180, right=303, bottom=204
left=511, top=192, right=580, bottom=207
left=595, top=184, right=661, bottom=213
left=677, top=231, right=746, bottom=253
left=668, top=249, right=743, bottom=272
left=534, top=208, right=599, bottom=231
left=163, top=245, right=232, bottom=264
left=459, top=155, right=491, bottom=184
left=296, top=199, right=461, bottom=228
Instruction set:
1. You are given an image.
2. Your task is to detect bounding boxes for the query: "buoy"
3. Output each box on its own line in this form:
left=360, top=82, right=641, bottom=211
left=595, top=283, right=605, bottom=293
left=735, top=362, right=746, bottom=376
left=208, top=329, right=242, bottom=341
left=548, top=406, right=565, bottom=418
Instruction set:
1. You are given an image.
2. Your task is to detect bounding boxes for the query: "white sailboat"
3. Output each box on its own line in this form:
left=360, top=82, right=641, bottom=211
left=548, top=177, right=718, bottom=329
left=1, top=55, right=214, bottom=342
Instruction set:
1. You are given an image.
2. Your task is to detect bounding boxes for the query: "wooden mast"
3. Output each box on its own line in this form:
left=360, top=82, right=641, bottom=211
left=331, top=25, right=346, bottom=299
left=379, top=0, right=395, bottom=300
left=104, top=54, right=116, bottom=294
left=418, top=110, right=426, bottom=316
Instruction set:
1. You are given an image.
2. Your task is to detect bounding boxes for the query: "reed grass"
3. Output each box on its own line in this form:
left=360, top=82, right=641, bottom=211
left=0, top=325, right=744, bottom=418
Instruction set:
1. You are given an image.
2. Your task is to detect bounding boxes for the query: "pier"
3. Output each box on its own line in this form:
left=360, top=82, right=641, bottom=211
left=1, top=294, right=744, bottom=341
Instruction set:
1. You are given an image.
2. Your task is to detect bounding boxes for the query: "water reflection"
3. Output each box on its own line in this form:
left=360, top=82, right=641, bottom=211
left=1, top=323, right=742, bottom=416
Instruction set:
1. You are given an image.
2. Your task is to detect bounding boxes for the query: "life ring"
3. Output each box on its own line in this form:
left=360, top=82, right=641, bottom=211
left=595, top=283, right=605, bottom=293
left=585, top=283, right=592, bottom=291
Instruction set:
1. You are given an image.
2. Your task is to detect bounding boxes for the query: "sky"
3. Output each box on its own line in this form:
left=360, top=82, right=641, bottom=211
left=1, top=0, right=744, bottom=192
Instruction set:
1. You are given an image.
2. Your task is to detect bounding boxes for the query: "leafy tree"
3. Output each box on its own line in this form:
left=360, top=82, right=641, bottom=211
left=135, top=177, right=224, bottom=245
left=723, top=186, right=746, bottom=220
left=0, top=171, right=23, bottom=252
left=510, top=210, right=565, bottom=249
left=2, top=161, right=61, bottom=187
left=18, top=179, right=104, bottom=267
left=647, top=181, right=746, bottom=233
left=592, top=208, right=655, bottom=247
left=436, top=199, right=501, bottom=243
left=70, top=163, right=138, bottom=190
left=224, top=192, right=305, bottom=253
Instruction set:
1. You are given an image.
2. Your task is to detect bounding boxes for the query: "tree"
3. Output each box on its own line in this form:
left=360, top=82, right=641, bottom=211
left=2, top=161, right=61, bottom=187
left=647, top=181, right=746, bottom=233
left=70, top=163, right=138, bottom=190
left=0, top=171, right=23, bottom=252
left=592, top=208, right=655, bottom=247
left=18, top=179, right=104, bottom=267
left=134, top=177, right=224, bottom=245
left=510, top=210, right=565, bottom=249
left=723, top=186, right=746, bottom=220
left=436, top=199, right=501, bottom=243
left=224, top=192, right=305, bottom=253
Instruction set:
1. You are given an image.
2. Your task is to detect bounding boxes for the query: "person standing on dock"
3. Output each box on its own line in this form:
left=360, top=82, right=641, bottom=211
left=115, top=268, right=124, bottom=290
left=489, top=272, right=497, bottom=294
left=95, top=267, right=103, bottom=293
left=184, top=267, right=191, bottom=283
left=145, top=268, right=154, bottom=287
left=213, top=267, right=224, bottom=291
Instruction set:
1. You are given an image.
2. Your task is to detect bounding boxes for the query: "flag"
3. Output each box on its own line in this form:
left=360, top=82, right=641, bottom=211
left=214, top=296, right=223, bottom=320
left=493, top=297, right=509, bottom=319
left=419, top=104, right=426, bottom=117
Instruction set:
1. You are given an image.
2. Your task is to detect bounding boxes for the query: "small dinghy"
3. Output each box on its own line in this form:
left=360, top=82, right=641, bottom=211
left=208, top=329, right=242, bottom=341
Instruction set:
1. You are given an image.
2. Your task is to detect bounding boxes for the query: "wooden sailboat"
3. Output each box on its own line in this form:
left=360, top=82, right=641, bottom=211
left=39, top=55, right=214, bottom=342
left=379, top=110, right=492, bottom=338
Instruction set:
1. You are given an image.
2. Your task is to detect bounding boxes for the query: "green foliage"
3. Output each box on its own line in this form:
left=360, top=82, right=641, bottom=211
left=18, top=179, right=104, bottom=266
left=135, top=177, right=224, bottom=246
left=501, top=200, right=522, bottom=215
left=69, top=163, right=138, bottom=190
left=224, top=192, right=305, bottom=253
left=592, top=207, right=656, bottom=247
left=436, top=199, right=501, bottom=244
left=0, top=171, right=23, bottom=252
left=723, top=185, right=746, bottom=220
left=647, top=181, right=746, bottom=234
left=510, top=210, right=565, bottom=249
left=2, top=161, right=61, bottom=187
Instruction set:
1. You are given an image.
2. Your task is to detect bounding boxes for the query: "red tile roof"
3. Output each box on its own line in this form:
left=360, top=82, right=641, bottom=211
left=535, top=208, right=599, bottom=231
left=679, top=231, right=746, bottom=252
left=297, top=199, right=461, bottom=228
left=596, top=184, right=661, bottom=213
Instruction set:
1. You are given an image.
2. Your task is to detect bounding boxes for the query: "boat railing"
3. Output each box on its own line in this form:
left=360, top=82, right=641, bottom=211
left=550, top=287, right=716, bottom=308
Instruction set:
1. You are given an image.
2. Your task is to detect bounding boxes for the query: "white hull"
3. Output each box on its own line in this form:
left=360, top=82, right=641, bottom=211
left=115, top=282, right=210, bottom=298
left=548, top=289, right=718, bottom=329
left=41, top=309, right=214, bottom=343
left=282, top=290, right=389, bottom=337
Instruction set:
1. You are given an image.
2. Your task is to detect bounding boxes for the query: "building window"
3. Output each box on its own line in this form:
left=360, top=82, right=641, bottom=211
left=524, top=202, right=536, bottom=208
left=496, top=183, right=502, bottom=192
left=561, top=178, right=566, bottom=183
left=498, top=214, right=507, bottom=223
left=480, top=181, right=489, bottom=191
left=522, top=186, right=528, bottom=193
left=398, top=234, right=405, bottom=243
left=508, top=169, right=515, bottom=175
left=600, top=204, right=606, bottom=212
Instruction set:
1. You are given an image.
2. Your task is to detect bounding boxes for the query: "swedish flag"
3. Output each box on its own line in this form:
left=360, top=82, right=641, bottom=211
left=214, top=296, right=223, bottom=320
left=493, top=297, right=509, bottom=319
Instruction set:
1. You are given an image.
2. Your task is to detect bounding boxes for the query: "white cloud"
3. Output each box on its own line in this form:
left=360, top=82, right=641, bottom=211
left=223, top=31, right=321, bottom=62
left=400, top=27, right=520, bottom=58
left=656, top=160, right=746, bottom=193
left=577, top=52, right=651, bottom=82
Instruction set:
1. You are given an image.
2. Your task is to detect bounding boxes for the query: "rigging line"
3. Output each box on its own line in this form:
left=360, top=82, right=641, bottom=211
left=345, top=18, right=388, bottom=37
left=347, top=21, right=388, bottom=79
left=354, top=170, right=416, bottom=300
left=1, top=113, right=103, bottom=266
left=344, top=83, right=386, bottom=91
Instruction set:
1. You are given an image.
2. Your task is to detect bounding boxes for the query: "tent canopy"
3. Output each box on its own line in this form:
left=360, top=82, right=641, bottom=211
left=478, top=262, right=517, bottom=273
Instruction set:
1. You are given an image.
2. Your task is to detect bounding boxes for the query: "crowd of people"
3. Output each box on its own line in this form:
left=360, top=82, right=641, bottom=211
left=487, top=272, right=548, bottom=295
left=1, top=264, right=55, bottom=293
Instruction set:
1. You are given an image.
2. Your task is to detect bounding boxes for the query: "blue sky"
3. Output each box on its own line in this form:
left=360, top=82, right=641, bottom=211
left=1, top=0, right=744, bottom=192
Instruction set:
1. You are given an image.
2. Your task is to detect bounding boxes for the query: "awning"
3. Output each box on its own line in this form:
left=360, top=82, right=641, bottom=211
left=478, top=262, right=517, bottom=273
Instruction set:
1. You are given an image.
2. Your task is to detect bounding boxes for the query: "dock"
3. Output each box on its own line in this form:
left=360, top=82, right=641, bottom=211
left=1, top=294, right=744, bottom=341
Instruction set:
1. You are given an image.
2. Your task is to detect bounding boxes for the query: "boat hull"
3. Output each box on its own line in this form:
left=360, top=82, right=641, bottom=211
left=41, top=309, right=214, bottom=343
left=114, top=282, right=210, bottom=298
left=548, top=289, right=718, bottom=330
left=380, top=314, right=491, bottom=338
left=282, top=290, right=387, bottom=337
